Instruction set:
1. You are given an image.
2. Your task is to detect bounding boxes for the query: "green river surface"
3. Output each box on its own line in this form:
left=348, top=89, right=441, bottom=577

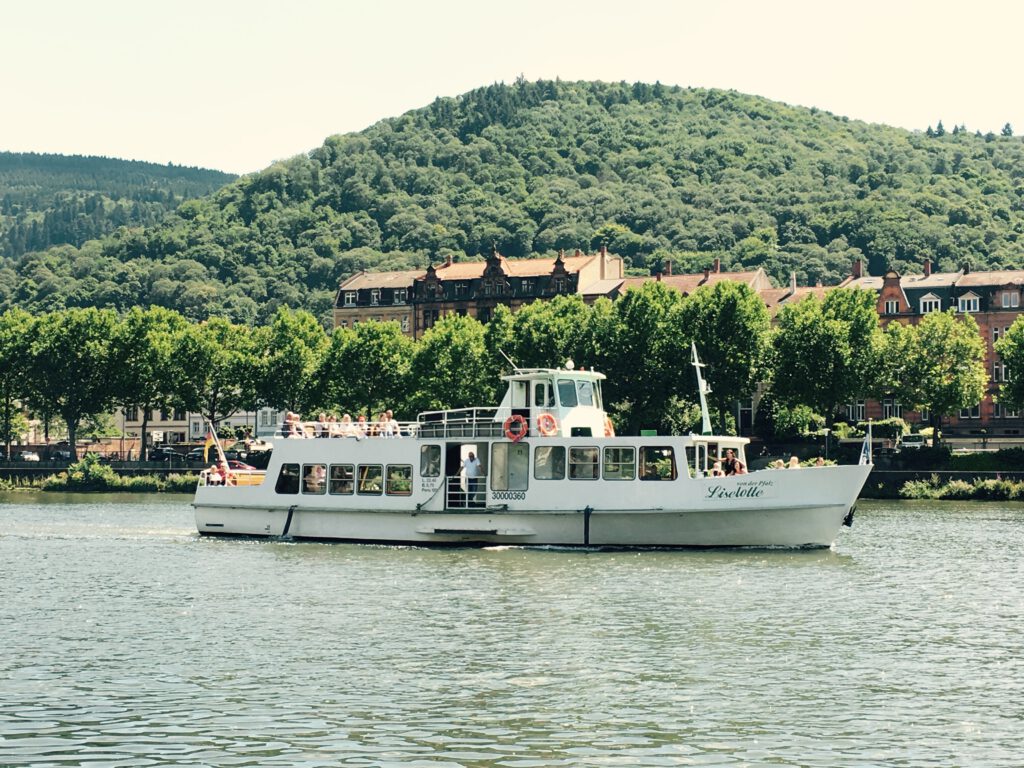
left=1, top=494, right=1022, bottom=767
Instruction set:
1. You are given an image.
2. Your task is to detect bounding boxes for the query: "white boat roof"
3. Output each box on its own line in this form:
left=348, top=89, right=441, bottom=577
left=501, top=367, right=607, bottom=383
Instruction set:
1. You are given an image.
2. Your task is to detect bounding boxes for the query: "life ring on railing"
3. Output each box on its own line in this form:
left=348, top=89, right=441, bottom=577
left=604, top=416, right=615, bottom=438
left=537, top=413, right=559, bottom=437
left=504, top=414, right=528, bottom=442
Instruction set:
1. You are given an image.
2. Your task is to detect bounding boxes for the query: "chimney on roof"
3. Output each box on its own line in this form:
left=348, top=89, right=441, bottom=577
left=656, top=271, right=662, bottom=282
left=713, top=257, right=721, bottom=274
left=664, top=259, right=672, bottom=276
left=923, top=258, right=932, bottom=277
left=852, top=258, right=863, bottom=279
left=962, top=261, right=971, bottom=275
left=789, top=272, right=797, bottom=295
left=445, top=254, right=453, bottom=267
left=702, top=266, right=710, bottom=283
left=600, top=244, right=607, bottom=256
left=574, top=248, right=582, bottom=257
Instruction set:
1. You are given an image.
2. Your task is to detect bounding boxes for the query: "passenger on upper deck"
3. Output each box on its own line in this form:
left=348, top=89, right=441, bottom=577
left=383, top=409, right=401, bottom=438
left=355, top=415, right=368, bottom=437
left=722, top=449, right=739, bottom=476
left=315, top=413, right=329, bottom=438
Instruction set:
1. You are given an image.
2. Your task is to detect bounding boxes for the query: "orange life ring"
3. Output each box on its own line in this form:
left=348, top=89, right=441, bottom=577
left=504, top=414, right=528, bottom=442
left=604, top=416, right=615, bottom=437
left=537, top=413, right=558, bottom=436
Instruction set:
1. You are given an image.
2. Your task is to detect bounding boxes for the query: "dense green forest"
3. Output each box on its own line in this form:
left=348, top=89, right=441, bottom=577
left=0, top=152, right=234, bottom=257
left=3, top=80, right=1023, bottom=325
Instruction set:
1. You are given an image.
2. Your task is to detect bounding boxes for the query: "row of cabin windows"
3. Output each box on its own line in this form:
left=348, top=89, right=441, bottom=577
left=275, top=463, right=413, bottom=495
left=275, top=445, right=677, bottom=495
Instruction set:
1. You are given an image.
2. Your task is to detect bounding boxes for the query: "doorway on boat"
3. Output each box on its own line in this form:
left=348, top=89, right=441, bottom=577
left=445, top=442, right=486, bottom=509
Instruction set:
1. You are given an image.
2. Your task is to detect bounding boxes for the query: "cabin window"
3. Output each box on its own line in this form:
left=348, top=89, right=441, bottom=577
left=275, top=463, right=300, bottom=494
left=329, top=464, right=354, bottom=495
left=357, top=464, right=383, bottom=494
left=577, top=380, right=594, bottom=406
left=569, top=447, right=599, bottom=480
left=640, top=447, right=677, bottom=480
left=534, top=382, right=555, bottom=407
left=420, top=445, right=441, bottom=477
left=491, top=442, right=529, bottom=491
left=303, top=463, right=327, bottom=494
left=557, top=379, right=578, bottom=407
left=534, top=445, right=565, bottom=480
left=603, top=447, right=636, bottom=480
left=386, top=465, right=413, bottom=495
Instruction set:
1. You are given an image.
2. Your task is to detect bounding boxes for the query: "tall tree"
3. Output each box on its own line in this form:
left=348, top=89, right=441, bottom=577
left=0, top=309, right=33, bottom=458
left=254, top=307, right=329, bottom=414
left=890, top=311, right=987, bottom=440
left=115, top=306, right=189, bottom=460
left=317, top=321, right=413, bottom=418
left=993, top=316, right=1024, bottom=411
left=174, top=317, right=260, bottom=429
left=771, top=288, right=884, bottom=425
left=671, top=281, right=771, bottom=432
left=407, top=314, right=494, bottom=413
left=22, top=308, right=123, bottom=460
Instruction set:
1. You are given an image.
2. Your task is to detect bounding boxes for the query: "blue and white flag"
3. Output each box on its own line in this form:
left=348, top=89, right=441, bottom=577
left=858, top=422, right=873, bottom=465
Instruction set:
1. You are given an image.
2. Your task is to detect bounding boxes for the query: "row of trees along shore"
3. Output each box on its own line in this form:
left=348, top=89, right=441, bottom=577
left=0, top=281, right=1011, bottom=461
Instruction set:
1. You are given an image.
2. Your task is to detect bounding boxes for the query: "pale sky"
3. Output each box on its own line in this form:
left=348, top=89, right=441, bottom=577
left=4, top=0, right=1022, bottom=175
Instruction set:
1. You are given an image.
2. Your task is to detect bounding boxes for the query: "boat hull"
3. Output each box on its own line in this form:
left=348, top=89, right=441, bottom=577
left=194, top=498, right=856, bottom=549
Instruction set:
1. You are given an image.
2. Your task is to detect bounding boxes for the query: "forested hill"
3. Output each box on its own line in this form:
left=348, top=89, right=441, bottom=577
left=0, top=152, right=235, bottom=258
left=4, top=80, right=1024, bottom=325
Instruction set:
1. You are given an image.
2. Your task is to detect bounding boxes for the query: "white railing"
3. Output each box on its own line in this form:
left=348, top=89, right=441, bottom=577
left=445, top=475, right=487, bottom=508
left=417, top=408, right=508, bottom=439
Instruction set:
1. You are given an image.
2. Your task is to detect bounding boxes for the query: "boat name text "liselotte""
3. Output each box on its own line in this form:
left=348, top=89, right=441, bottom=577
left=705, top=479, right=774, bottom=500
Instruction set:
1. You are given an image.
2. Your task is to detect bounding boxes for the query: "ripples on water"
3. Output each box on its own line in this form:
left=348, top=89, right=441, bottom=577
left=1, top=495, right=1023, bottom=766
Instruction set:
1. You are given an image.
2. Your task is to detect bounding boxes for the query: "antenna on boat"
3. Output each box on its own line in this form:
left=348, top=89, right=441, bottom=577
left=499, top=349, right=522, bottom=373
left=691, top=342, right=713, bottom=436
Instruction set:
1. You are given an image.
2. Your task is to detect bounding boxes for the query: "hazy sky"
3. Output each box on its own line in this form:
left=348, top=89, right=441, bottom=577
left=5, top=0, right=1022, bottom=175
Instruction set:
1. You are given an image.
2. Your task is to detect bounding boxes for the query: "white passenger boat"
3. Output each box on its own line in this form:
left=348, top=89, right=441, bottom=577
left=193, top=353, right=872, bottom=548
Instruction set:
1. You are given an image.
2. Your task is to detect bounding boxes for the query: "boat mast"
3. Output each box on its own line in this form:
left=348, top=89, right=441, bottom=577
left=691, top=342, right=713, bottom=436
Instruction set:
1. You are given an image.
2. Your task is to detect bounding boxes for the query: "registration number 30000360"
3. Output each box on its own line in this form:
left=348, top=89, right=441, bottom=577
left=491, top=490, right=526, bottom=501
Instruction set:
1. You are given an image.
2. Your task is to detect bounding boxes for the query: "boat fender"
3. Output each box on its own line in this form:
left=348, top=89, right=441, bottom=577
left=504, top=414, right=528, bottom=442
left=537, top=413, right=558, bottom=437
left=604, top=416, right=615, bottom=437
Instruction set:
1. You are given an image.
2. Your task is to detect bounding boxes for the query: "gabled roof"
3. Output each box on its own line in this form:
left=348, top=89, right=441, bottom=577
left=339, top=270, right=423, bottom=290
left=427, top=255, right=596, bottom=280
left=759, top=285, right=830, bottom=316
left=619, top=269, right=768, bottom=295
left=956, top=269, right=1024, bottom=288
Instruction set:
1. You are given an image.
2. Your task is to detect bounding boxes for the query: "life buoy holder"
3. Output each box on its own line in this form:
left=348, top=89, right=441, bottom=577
left=537, top=413, right=559, bottom=437
left=604, top=416, right=615, bottom=438
left=504, top=414, right=528, bottom=442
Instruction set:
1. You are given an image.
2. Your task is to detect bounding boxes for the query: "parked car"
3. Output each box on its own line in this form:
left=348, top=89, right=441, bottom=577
left=15, top=451, right=41, bottom=462
left=149, top=446, right=185, bottom=461
left=898, top=434, right=927, bottom=450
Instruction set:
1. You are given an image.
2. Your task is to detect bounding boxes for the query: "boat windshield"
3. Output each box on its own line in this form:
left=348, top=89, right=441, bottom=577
left=557, top=379, right=577, bottom=407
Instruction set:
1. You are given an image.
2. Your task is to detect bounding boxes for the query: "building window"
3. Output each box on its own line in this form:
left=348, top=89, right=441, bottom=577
left=483, top=281, right=493, bottom=296
left=994, top=361, right=1007, bottom=382
left=994, top=326, right=1002, bottom=343
left=919, top=408, right=930, bottom=423
left=370, top=289, right=381, bottom=305
left=847, top=400, right=866, bottom=422
left=882, top=399, right=903, bottom=419
left=920, top=295, right=941, bottom=314
left=552, top=277, right=566, bottom=293
left=174, top=409, right=185, bottom=421
left=454, top=282, right=468, bottom=298
left=401, top=315, right=410, bottom=333
left=959, top=404, right=981, bottom=419
left=423, top=310, right=439, bottom=329
left=1002, top=292, right=1020, bottom=308
left=337, top=319, right=348, bottom=328
left=884, top=300, right=899, bottom=315
left=344, top=291, right=356, bottom=307
left=394, top=289, right=407, bottom=304
left=521, top=279, right=535, bottom=295
left=125, top=407, right=139, bottom=421
left=958, top=295, right=979, bottom=313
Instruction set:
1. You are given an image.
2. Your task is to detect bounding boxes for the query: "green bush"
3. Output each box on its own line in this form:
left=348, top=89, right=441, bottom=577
left=163, top=474, right=199, bottom=493
left=41, top=454, right=199, bottom=493
left=829, top=422, right=862, bottom=439
left=938, top=479, right=974, bottom=499
left=899, top=475, right=943, bottom=499
left=857, top=417, right=908, bottom=440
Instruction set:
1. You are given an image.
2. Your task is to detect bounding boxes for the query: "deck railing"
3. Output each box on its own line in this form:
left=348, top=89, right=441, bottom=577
left=445, top=475, right=487, bottom=508
left=417, top=408, right=508, bottom=439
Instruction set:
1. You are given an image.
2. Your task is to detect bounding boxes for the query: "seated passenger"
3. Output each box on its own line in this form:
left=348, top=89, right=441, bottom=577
left=735, top=460, right=748, bottom=475
left=315, top=413, right=329, bottom=438
left=710, top=461, right=725, bottom=477
left=208, top=464, right=223, bottom=486
left=354, top=415, right=368, bottom=437
left=722, top=449, right=739, bottom=475
left=384, top=409, right=401, bottom=438
left=815, top=456, right=825, bottom=467
left=788, top=456, right=801, bottom=469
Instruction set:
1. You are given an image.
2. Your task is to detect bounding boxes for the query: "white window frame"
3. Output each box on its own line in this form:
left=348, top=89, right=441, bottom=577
left=1002, top=292, right=1020, bottom=308
left=920, top=294, right=941, bottom=314
left=394, top=289, right=407, bottom=305
left=958, top=294, right=979, bottom=313
left=959, top=403, right=981, bottom=419
left=370, top=289, right=381, bottom=306
left=884, top=299, right=899, bottom=315
left=882, top=399, right=903, bottom=419
left=343, top=291, right=356, bottom=307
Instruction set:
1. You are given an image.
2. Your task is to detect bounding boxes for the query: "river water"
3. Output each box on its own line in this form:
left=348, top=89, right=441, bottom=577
left=1, top=494, right=1022, bottom=767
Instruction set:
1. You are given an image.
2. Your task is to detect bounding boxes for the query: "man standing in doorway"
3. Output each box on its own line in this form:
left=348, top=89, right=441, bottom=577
left=463, top=450, right=482, bottom=504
